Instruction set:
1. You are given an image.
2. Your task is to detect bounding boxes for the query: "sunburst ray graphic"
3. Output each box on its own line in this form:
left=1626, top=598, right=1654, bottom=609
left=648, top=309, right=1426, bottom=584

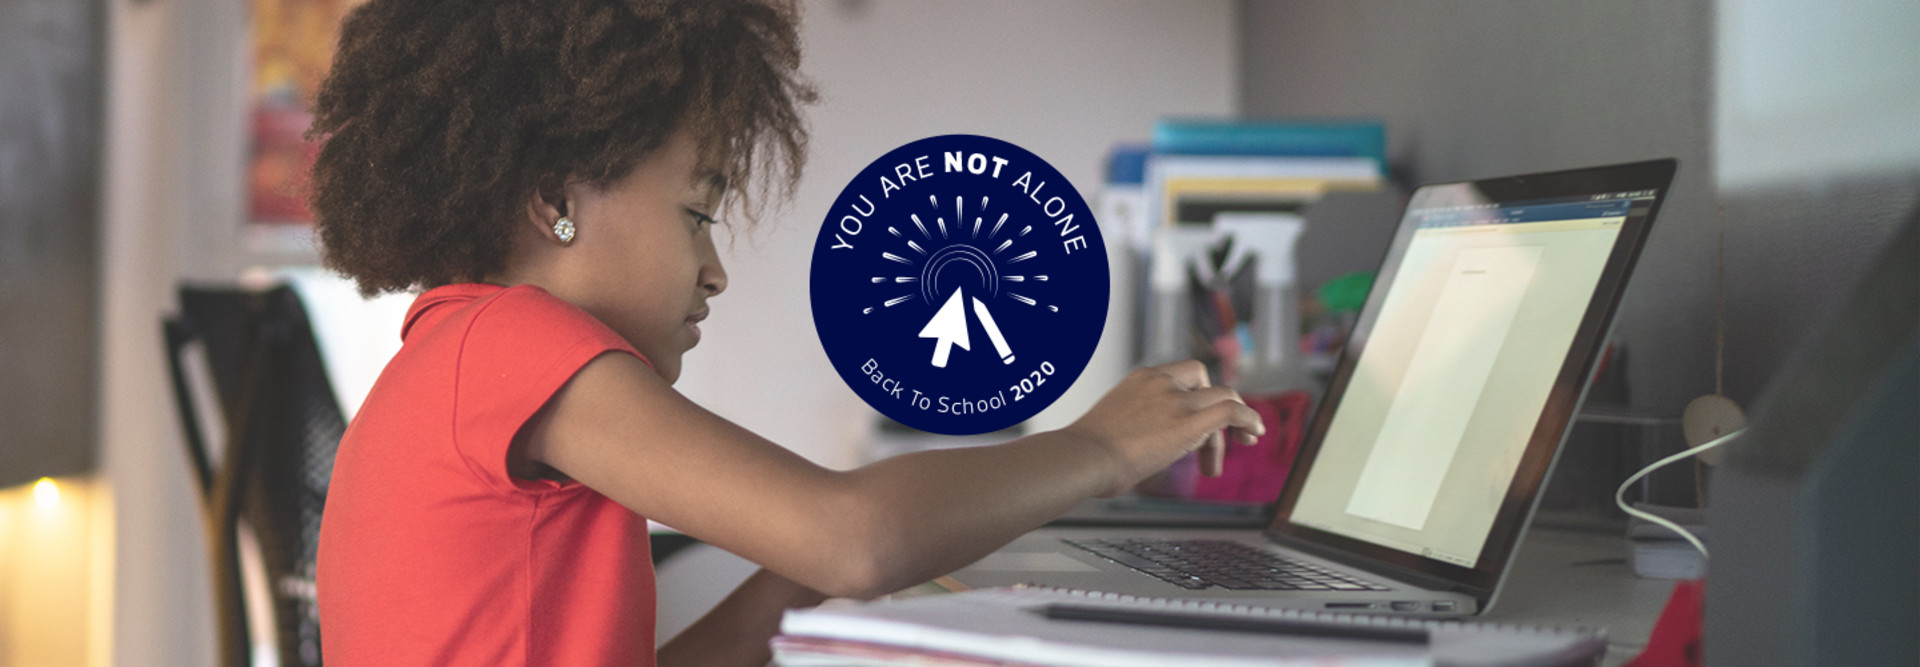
left=862, top=195, right=1061, bottom=317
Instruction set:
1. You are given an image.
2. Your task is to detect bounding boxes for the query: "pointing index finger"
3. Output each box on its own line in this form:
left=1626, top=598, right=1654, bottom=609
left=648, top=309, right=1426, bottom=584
left=1158, top=359, right=1212, bottom=391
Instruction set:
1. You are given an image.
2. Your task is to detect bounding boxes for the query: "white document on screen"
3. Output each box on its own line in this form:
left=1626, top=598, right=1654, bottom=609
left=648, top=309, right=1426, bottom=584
left=1344, top=245, right=1543, bottom=531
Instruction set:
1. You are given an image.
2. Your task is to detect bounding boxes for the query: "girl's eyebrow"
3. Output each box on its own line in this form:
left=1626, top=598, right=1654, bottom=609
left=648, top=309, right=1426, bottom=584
left=695, top=172, right=729, bottom=200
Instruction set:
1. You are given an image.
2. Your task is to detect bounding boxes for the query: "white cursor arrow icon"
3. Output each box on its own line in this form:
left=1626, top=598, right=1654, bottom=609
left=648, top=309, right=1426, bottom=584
left=919, top=287, right=972, bottom=368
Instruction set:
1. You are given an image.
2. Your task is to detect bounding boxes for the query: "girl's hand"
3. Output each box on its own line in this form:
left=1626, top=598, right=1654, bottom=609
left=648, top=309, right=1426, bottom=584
left=1061, top=360, right=1266, bottom=496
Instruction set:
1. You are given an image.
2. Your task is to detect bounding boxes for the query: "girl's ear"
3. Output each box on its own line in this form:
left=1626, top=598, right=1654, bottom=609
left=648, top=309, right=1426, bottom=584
left=523, top=174, right=572, bottom=244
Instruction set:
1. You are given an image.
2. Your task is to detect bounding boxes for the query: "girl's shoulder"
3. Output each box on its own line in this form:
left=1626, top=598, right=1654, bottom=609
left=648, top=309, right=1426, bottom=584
left=403, top=283, right=621, bottom=348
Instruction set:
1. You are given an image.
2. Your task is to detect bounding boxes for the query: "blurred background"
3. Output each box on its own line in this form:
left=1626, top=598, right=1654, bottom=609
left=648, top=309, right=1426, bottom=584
left=1, top=0, right=1914, bottom=664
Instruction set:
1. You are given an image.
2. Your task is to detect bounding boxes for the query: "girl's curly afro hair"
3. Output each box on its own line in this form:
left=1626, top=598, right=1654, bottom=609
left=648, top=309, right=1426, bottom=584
left=308, top=0, right=815, bottom=296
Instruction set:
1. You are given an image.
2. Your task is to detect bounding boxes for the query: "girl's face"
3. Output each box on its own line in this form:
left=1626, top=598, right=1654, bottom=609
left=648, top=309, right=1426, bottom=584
left=560, top=131, right=728, bottom=384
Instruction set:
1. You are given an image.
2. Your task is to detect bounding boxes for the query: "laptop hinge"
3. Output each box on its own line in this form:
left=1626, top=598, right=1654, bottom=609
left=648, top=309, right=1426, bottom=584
left=1270, top=533, right=1491, bottom=604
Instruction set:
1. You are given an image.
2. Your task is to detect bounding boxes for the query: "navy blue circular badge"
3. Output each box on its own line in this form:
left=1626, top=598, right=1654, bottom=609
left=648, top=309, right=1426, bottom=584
left=810, top=135, right=1109, bottom=436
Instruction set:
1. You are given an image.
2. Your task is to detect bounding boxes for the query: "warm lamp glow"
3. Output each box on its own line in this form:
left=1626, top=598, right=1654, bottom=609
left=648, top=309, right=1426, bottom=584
left=33, top=477, right=60, bottom=508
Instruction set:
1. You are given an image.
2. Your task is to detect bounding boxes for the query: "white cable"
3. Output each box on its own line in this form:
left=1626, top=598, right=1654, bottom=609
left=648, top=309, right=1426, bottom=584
left=1614, top=427, right=1747, bottom=558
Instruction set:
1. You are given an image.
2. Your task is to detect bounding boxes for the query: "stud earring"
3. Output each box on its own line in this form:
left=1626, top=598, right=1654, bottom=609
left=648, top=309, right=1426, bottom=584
left=553, top=216, right=576, bottom=245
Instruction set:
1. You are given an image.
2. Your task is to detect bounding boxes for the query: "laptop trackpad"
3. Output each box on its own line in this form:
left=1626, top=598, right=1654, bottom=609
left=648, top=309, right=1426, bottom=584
left=968, top=552, right=1102, bottom=572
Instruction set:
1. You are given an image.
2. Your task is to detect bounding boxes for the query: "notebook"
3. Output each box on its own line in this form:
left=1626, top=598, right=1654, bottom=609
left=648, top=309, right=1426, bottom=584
left=947, top=160, right=1678, bottom=616
left=775, top=585, right=1606, bottom=666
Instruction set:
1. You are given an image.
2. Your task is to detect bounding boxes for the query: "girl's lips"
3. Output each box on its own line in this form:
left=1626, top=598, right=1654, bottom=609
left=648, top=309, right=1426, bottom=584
left=686, top=309, right=708, bottom=344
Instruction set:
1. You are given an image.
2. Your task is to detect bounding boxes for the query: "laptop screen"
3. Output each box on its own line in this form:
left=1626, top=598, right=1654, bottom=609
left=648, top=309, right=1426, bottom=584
left=1270, top=160, right=1674, bottom=594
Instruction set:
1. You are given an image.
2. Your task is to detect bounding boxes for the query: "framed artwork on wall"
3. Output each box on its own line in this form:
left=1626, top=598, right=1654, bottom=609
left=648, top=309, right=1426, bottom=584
left=247, top=0, right=364, bottom=225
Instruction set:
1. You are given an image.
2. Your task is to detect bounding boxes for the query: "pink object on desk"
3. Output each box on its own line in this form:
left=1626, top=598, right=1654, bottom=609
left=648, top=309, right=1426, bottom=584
left=1145, top=390, right=1312, bottom=503
left=1627, top=579, right=1704, bottom=667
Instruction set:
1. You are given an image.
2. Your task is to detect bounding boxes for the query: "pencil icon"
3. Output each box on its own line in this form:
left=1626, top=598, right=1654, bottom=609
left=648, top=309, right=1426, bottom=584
left=971, top=297, right=1016, bottom=364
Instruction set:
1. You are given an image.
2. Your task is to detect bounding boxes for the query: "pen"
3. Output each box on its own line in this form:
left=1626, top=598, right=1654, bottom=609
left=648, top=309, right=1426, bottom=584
left=1036, top=603, right=1431, bottom=645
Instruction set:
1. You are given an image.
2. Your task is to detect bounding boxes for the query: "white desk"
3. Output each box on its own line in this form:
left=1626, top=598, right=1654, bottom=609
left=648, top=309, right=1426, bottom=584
left=777, top=525, right=1677, bottom=665
left=1480, top=525, right=1679, bottom=665
left=737, top=522, right=1677, bottom=664
left=921, top=524, right=1676, bottom=664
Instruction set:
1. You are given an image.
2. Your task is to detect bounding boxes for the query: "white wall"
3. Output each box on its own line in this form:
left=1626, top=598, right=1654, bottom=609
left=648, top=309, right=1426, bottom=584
left=100, top=0, right=262, bottom=660
left=97, top=0, right=1236, bottom=662
left=675, top=0, right=1239, bottom=469
left=1715, top=0, right=1920, bottom=189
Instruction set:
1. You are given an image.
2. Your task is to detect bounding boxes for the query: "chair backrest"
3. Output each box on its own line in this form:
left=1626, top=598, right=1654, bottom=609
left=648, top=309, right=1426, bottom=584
left=164, top=284, right=346, bottom=667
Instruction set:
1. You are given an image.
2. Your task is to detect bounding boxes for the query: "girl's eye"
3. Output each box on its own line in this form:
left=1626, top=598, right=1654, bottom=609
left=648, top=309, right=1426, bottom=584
left=686, top=208, right=719, bottom=229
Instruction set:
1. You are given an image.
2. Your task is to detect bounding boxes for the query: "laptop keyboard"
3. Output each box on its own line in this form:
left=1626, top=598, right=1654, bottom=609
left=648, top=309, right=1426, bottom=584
left=1063, top=539, right=1392, bottom=592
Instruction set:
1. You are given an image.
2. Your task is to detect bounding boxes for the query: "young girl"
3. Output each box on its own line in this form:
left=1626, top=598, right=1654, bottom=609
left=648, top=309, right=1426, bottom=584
left=309, top=1, right=1262, bottom=665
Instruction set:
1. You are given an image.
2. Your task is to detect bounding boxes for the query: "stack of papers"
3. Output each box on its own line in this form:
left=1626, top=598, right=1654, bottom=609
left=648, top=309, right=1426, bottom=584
left=775, top=586, right=1606, bottom=666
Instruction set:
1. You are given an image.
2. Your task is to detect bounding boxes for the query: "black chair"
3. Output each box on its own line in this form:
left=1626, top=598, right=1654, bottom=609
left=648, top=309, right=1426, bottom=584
left=164, top=285, right=344, bottom=667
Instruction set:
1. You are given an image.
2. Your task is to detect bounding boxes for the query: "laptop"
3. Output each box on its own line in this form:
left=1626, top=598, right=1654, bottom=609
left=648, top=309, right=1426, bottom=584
left=948, top=159, right=1678, bottom=617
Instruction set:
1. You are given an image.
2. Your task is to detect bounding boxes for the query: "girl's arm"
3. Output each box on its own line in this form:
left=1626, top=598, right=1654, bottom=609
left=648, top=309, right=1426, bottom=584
left=523, top=357, right=1261, bottom=599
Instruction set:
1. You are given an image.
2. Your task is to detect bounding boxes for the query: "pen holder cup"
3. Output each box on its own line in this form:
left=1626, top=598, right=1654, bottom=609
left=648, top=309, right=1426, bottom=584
left=1138, top=390, right=1312, bottom=503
